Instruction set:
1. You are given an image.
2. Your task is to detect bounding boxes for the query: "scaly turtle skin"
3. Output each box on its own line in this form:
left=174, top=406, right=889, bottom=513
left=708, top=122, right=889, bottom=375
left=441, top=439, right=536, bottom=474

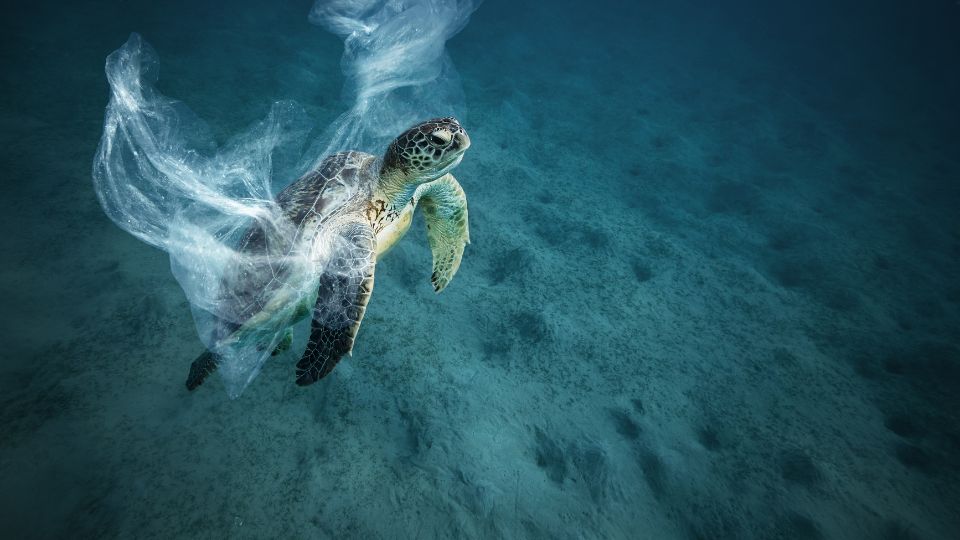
left=186, top=117, right=471, bottom=390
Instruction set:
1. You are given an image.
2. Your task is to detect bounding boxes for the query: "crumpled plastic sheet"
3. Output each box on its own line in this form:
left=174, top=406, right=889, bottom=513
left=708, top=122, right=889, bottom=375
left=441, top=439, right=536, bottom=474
left=91, top=0, right=480, bottom=397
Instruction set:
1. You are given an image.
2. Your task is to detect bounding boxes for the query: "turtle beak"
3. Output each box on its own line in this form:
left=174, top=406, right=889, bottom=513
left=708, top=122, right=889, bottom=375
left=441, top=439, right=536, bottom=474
left=455, top=131, right=470, bottom=151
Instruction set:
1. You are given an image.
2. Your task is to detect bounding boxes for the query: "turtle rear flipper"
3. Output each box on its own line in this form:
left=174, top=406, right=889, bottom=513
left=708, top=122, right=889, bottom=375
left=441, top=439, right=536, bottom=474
left=272, top=329, right=293, bottom=356
left=186, top=350, right=219, bottom=391
left=186, top=327, right=291, bottom=391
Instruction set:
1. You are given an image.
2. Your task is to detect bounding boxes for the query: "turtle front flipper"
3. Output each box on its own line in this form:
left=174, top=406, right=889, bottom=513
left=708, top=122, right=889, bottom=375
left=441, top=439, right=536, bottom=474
left=417, top=173, right=469, bottom=292
left=296, top=218, right=376, bottom=386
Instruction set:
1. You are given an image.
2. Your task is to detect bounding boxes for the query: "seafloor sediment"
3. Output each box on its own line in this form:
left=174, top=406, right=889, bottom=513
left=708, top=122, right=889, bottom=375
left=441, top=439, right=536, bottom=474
left=1, top=1, right=958, bottom=538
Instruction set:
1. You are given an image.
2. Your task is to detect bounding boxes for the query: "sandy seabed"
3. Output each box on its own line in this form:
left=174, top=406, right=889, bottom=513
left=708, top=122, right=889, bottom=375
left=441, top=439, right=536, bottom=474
left=1, top=1, right=958, bottom=538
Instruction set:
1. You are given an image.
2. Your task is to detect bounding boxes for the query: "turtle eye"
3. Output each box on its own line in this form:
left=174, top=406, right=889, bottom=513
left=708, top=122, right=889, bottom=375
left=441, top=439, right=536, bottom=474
left=429, top=130, right=451, bottom=146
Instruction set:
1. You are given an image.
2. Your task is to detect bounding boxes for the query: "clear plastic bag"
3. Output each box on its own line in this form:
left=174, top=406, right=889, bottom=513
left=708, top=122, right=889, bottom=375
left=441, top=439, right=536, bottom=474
left=92, top=0, right=480, bottom=397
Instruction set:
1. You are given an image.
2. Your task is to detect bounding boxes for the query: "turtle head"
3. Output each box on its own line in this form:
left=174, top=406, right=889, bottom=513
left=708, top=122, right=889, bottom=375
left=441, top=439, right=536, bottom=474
left=382, top=117, right=470, bottom=182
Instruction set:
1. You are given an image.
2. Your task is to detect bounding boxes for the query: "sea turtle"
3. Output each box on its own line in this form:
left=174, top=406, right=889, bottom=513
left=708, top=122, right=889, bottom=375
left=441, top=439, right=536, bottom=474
left=186, top=117, right=471, bottom=390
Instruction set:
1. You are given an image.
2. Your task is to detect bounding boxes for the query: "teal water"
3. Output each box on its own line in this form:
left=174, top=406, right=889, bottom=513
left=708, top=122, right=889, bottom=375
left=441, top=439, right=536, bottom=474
left=2, top=1, right=959, bottom=538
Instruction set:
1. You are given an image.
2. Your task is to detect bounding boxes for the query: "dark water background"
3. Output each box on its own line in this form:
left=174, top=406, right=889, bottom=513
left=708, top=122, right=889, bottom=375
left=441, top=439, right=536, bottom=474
left=2, top=1, right=959, bottom=538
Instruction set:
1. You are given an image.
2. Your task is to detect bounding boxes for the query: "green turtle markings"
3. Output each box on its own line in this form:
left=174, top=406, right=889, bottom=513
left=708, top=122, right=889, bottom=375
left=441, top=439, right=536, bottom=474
left=186, top=118, right=471, bottom=390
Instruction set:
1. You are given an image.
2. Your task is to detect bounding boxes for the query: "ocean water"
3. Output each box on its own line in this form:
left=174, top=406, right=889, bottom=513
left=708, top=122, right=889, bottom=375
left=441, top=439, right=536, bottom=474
left=2, top=0, right=959, bottom=538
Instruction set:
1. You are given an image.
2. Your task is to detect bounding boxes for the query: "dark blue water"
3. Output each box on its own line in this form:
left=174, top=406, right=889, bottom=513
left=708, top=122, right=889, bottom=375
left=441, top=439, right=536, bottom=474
left=2, top=1, right=959, bottom=538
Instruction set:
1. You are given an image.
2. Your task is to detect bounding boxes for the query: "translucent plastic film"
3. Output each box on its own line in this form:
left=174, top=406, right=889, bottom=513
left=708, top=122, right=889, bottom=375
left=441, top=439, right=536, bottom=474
left=93, top=34, right=327, bottom=397
left=92, top=0, right=479, bottom=397
left=307, top=0, right=480, bottom=161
